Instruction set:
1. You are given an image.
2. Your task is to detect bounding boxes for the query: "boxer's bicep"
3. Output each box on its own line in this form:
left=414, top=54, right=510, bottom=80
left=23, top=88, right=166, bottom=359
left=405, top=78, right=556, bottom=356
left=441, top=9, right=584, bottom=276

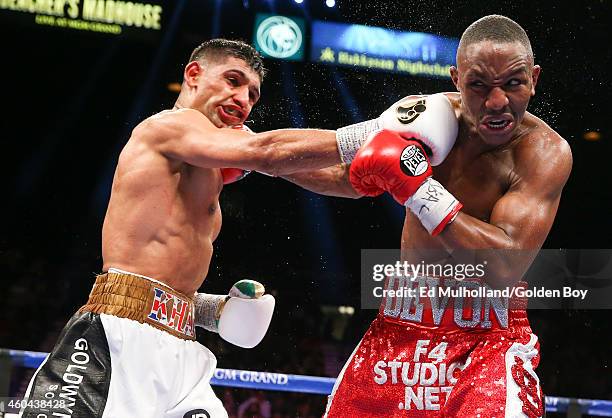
left=146, top=109, right=264, bottom=169
left=282, top=164, right=362, bottom=198
left=149, top=112, right=341, bottom=173
left=490, top=144, right=572, bottom=248
left=178, top=126, right=262, bottom=169
left=489, top=185, right=562, bottom=249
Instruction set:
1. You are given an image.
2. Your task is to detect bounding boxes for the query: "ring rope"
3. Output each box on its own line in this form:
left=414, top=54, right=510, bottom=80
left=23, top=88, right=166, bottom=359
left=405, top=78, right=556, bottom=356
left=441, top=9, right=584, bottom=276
left=2, top=348, right=611, bottom=416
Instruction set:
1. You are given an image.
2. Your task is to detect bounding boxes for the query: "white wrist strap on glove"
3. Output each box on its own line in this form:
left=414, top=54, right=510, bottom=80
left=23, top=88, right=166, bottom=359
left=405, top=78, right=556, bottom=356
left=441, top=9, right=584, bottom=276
left=194, top=293, right=226, bottom=332
left=335, top=93, right=458, bottom=166
left=194, top=281, right=275, bottom=348
left=405, top=177, right=463, bottom=236
left=335, top=118, right=381, bottom=163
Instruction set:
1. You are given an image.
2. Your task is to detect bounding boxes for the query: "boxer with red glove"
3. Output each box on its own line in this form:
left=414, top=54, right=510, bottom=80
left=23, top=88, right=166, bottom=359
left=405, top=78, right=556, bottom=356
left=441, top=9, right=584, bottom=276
left=349, top=95, right=463, bottom=236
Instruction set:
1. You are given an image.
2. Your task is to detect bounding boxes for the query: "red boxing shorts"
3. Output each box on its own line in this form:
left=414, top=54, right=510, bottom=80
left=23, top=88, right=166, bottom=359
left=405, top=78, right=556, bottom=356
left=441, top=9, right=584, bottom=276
left=324, top=277, right=544, bottom=418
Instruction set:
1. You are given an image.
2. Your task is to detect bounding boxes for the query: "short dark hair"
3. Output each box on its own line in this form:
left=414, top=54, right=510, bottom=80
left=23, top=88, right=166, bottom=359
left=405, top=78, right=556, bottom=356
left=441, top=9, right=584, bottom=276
left=189, top=39, right=266, bottom=81
left=457, top=15, right=533, bottom=62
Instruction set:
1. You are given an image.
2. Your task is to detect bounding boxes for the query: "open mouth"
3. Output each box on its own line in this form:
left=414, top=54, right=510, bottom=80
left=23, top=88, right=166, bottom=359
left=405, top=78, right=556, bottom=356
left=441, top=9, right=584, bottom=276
left=481, top=116, right=514, bottom=134
left=486, top=119, right=511, bottom=130
left=218, top=106, right=245, bottom=125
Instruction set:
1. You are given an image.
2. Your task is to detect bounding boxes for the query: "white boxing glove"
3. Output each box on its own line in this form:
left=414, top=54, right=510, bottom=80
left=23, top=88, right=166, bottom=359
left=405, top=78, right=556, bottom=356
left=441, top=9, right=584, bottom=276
left=336, top=93, right=458, bottom=165
left=194, top=280, right=275, bottom=348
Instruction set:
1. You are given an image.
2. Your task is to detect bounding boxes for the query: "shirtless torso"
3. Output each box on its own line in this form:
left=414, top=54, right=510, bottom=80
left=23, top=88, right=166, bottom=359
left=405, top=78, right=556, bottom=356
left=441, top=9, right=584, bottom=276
left=102, top=110, right=224, bottom=295
left=402, top=93, right=570, bottom=274
left=23, top=40, right=348, bottom=418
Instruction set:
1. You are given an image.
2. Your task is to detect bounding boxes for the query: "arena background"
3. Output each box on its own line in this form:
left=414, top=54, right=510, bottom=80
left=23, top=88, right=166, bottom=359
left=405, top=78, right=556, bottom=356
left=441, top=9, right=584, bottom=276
left=1, top=0, right=610, bottom=416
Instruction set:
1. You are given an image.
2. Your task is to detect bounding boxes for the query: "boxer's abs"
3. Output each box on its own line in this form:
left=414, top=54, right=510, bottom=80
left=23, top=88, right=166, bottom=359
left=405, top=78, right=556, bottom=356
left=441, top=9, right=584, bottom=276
left=102, top=162, right=222, bottom=295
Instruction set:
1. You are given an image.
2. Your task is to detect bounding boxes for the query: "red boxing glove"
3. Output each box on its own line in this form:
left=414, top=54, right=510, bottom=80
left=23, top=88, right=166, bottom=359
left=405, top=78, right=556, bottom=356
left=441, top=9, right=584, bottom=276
left=221, top=168, right=250, bottom=184
left=349, top=130, right=432, bottom=204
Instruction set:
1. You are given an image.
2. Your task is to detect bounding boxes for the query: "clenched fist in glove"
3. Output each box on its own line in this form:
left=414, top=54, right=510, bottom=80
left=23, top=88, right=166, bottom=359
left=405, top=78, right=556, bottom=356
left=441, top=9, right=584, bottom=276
left=350, top=130, right=463, bottom=236
left=194, top=280, right=275, bottom=348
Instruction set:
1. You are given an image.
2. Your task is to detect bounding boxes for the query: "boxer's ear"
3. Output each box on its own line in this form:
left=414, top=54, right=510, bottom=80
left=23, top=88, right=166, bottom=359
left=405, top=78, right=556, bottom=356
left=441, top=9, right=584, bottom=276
left=530, top=65, right=541, bottom=96
left=184, top=61, right=202, bottom=88
left=450, top=66, right=460, bottom=91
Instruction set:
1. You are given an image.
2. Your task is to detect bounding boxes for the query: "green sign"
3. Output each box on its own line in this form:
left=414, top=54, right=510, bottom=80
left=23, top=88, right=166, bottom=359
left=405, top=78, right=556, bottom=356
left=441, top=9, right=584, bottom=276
left=253, top=14, right=305, bottom=61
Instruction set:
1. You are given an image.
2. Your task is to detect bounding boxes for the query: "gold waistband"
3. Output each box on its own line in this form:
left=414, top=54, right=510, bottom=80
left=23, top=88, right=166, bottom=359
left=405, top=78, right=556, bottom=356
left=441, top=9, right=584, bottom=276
left=79, top=272, right=196, bottom=340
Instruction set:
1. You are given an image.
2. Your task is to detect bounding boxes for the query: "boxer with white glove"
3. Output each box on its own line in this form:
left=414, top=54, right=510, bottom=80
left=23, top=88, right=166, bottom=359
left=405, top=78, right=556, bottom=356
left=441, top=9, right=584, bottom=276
left=349, top=94, right=462, bottom=236
left=194, top=280, right=275, bottom=348
left=336, top=93, right=458, bottom=165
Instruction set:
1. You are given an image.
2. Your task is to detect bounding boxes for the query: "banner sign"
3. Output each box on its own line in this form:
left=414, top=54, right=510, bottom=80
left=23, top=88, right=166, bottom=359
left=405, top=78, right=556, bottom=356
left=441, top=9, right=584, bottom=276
left=310, top=20, right=458, bottom=78
left=0, top=0, right=163, bottom=37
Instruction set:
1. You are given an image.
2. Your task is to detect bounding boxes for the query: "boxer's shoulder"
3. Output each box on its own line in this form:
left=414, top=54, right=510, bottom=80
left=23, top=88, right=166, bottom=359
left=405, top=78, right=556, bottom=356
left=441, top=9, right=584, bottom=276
left=511, top=113, right=572, bottom=186
left=139, top=108, right=213, bottom=136
left=516, top=113, right=571, bottom=161
left=129, top=108, right=217, bottom=160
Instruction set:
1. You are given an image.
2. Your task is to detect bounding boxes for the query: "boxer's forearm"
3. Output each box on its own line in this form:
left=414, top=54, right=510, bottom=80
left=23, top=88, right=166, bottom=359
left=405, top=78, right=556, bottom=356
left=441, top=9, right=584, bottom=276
left=281, top=164, right=362, bottom=198
left=436, top=213, right=537, bottom=288
left=251, top=129, right=341, bottom=176
left=439, top=213, right=513, bottom=249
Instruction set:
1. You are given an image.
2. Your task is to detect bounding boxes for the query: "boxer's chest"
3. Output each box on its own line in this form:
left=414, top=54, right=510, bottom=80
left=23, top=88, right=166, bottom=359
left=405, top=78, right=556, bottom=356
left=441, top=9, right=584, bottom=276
left=178, top=165, right=223, bottom=239
left=402, top=146, right=515, bottom=249
left=431, top=146, right=513, bottom=223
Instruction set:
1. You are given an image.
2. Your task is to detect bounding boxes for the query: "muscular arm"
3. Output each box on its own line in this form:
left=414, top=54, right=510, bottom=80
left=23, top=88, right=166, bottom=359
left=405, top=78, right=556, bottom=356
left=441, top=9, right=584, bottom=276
left=281, top=164, right=363, bottom=198
left=139, top=108, right=341, bottom=175
left=437, top=136, right=573, bottom=287
left=280, top=93, right=437, bottom=198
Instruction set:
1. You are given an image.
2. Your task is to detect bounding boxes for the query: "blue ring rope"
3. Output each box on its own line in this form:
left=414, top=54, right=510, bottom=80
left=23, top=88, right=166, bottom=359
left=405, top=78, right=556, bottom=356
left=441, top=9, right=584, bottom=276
left=2, top=348, right=611, bottom=416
